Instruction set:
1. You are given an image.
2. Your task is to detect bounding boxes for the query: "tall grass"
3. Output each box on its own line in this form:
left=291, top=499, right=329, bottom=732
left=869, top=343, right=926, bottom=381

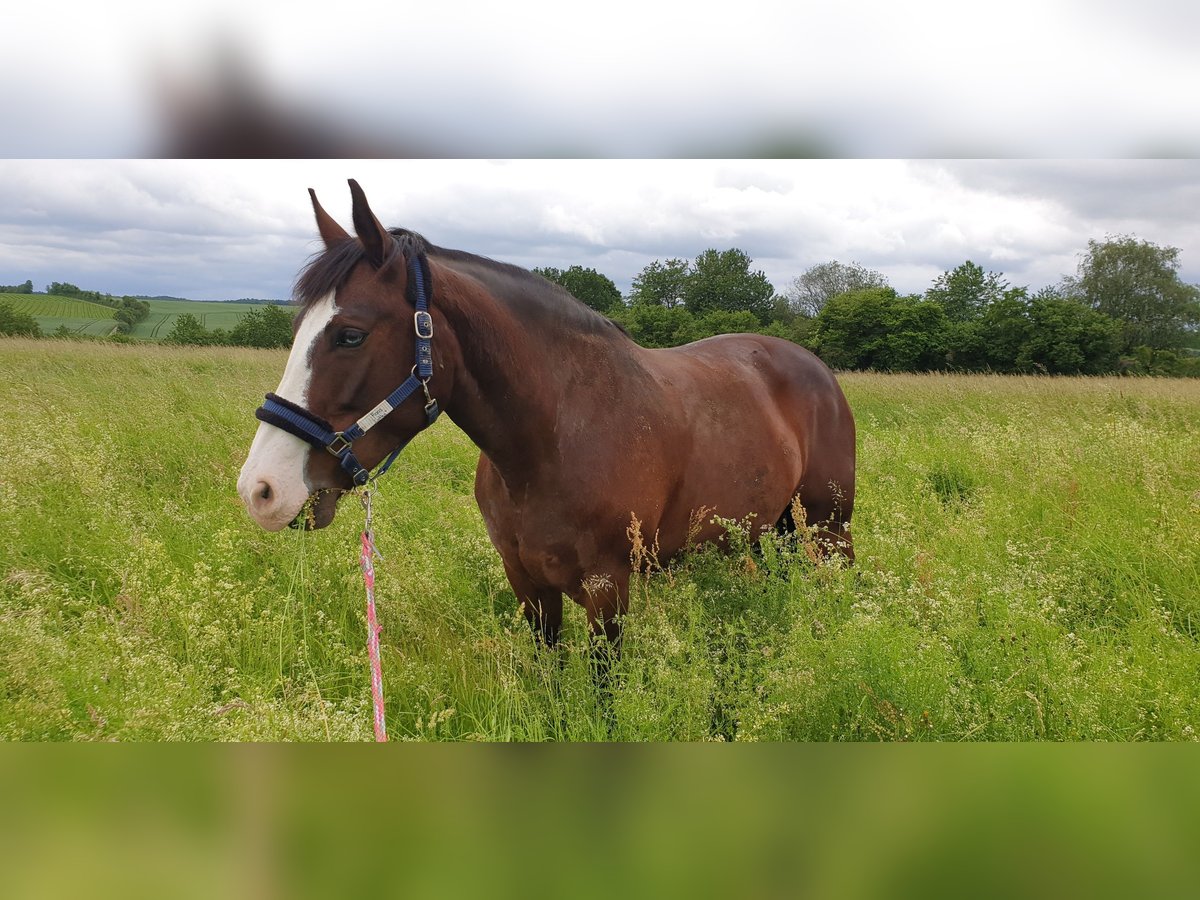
left=1, top=339, right=1197, bottom=740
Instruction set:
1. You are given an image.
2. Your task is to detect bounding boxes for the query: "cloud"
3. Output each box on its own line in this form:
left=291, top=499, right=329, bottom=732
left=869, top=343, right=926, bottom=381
left=925, top=160, right=1200, bottom=224
left=2, top=160, right=1200, bottom=301
left=5, top=2, right=1200, bottom=156
left=914, top=160, right=1200, bottom=284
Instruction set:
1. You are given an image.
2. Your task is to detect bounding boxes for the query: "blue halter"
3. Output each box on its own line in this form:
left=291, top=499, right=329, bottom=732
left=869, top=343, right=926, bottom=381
left=254, top=252, right=441, bottom=487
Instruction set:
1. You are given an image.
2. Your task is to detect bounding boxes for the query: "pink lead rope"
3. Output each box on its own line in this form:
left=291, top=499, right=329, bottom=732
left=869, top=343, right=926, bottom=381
left=359, top=489, right=388, bottom=742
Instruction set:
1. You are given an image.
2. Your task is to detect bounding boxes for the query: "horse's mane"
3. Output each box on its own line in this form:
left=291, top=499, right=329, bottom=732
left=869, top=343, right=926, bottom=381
left=294, top=228, right=626, bottom=339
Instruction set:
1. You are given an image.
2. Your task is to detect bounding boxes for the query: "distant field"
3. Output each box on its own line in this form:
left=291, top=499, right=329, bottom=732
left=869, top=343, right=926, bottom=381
left=129, top=299, right=293, bottom=340
left=2, top=293, right=118, bottom=336
left=1, top=293, right=290, bottom=340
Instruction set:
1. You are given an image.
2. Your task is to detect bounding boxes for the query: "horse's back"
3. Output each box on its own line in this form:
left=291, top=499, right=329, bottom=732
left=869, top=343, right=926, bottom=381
left=655, top=332, right=853, bottom=452
left=669, top=332, right=837, bottom=384
left=636, top=332, right=854, bottom=550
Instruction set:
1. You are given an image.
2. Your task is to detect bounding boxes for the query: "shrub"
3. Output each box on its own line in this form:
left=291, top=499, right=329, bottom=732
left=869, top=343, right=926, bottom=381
left=0, top=300, right=41, bottom=337
left=1017, top=298, right=1121, bottom=375
left=229, top=305, right=293, bottom=349
left=164, top=313, right=211, bottom=346
left=812, top=288, right=949, bottom=371
left=610, top=304, right=700, bottom=348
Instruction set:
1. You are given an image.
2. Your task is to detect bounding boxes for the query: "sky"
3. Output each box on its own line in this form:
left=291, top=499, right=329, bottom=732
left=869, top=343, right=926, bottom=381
left=2, top=159, right=1199, bottom=303
left=3, top=1, right=1199, bottom=158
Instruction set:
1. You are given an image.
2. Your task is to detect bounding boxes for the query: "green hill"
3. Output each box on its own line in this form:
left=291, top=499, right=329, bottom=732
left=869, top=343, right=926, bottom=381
left=1, top=293, right=292, bottom=340
left=1, top=293, right=118, bottom=336
left=130, top=299, right=293, bottom=340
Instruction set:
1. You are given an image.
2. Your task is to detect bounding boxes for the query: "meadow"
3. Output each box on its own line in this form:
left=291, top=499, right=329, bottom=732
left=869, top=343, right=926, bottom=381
left=3, top=293, right=285, bottom=339
left=1, top=337, right=1198, bottom=741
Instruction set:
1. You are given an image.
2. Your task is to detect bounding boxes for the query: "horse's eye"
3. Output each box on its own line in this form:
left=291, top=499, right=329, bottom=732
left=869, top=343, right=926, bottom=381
left=336, top=328, right=367, bottom=348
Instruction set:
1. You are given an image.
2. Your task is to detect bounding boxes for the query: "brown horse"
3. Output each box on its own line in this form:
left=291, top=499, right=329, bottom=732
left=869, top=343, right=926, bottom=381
left=238, top=180, right=855, bottom=650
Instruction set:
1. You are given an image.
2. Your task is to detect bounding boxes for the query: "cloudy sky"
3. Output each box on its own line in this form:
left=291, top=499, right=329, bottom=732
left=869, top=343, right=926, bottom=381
left=2, top=159, right=1199, bottom=302
left=5, top=1, right=1200, bottom=158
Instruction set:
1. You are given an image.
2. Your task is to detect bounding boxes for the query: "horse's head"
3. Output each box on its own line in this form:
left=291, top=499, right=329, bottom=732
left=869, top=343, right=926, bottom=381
left=238, top=180, right=445, bottom=531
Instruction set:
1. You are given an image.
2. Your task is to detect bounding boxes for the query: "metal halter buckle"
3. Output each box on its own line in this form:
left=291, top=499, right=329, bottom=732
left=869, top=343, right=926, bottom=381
left=326, top=433, right=352, bottom=456
left=414, top=311, right=434, bottom=340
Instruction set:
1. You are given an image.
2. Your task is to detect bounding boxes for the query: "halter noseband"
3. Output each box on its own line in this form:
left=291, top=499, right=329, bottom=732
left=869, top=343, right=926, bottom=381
left=253, top=252, right=441, bottom=487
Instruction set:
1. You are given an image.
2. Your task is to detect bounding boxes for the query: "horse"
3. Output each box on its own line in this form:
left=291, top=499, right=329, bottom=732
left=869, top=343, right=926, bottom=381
left=238, top=180, right=856, bottom=654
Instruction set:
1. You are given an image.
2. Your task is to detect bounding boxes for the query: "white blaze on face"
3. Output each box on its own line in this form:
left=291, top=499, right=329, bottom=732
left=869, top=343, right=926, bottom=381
left=237, top=293, right=338, bottom=530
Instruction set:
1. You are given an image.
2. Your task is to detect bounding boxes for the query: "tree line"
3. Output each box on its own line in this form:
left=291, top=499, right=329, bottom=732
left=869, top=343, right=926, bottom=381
left=44, top=281, right=125, bottom=307
left=5, top=235, right=1197, bottom=377
left=534, top=235, right=1200, bottom=377
left=112, top=297, right=151, bottom=333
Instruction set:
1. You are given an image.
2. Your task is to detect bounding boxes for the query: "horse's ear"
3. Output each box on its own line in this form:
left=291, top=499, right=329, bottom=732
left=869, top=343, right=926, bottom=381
left=308, top=188, right=350, bottom=247
left=348, top=178, right=393, bottom=269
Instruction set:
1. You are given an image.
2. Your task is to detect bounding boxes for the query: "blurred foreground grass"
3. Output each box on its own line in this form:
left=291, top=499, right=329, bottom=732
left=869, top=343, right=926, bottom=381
left=1, top=338, right=1198, bottom=741
left=3, top=745, right=1199, bottom=899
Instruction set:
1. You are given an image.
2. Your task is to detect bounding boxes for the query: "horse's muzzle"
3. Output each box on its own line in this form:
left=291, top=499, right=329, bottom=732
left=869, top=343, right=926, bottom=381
left=289, top=489, right=344, bottom=530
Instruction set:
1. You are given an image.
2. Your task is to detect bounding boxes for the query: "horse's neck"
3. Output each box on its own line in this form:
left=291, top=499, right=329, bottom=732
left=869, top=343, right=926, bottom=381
left=435, top=264, right=636, bottom=486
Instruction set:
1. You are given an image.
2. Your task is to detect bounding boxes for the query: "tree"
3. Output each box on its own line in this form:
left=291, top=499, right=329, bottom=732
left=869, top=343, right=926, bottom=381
left=1018, top=296, right=1121, bottom=374
left=113, top=297, right=151, bottom=332
left=230, top=305, right=294, bottom=348
left=629, top=258, right=691, bottom=308
left=0, top=300, right=41, bottom=337
left=786, top=261, right=888, bottom=317
left=925, top=261, right=1013, bottom=322
left=164, top=313, right=211, bottom=345
left=683, top=248, right=776, bottom=324
left=811, top=287, right=949, bottom=371
left=0, top=279, right=33, bottom=294
left=1125, top=346, right=1200, bottom=377
left=694, top=309, right=762, bottom=340
left=533, top=265, right=622, bottom=313
left=975, top=293, right=1033, bottom=372
left=1066, top=235, right=1200, bottom=351
left=608, top=304, right=700, bottom=348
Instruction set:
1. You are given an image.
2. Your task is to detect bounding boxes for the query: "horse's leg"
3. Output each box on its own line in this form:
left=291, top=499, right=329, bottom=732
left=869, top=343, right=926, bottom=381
left=578, top=570, right=628, bottom=652
left=774, top=500, right=797, bottom=538
left=794, top=476, right=855, bottom=563
left=503, top=561, right=564, bottom=648
left=574, top=570, right=629, bottom=726
left=526, top=589, right=565, bottom=648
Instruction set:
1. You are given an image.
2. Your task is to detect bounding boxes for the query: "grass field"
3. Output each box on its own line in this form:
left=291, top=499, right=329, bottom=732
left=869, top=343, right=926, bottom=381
left=1, top=338, right=1198, bottom=741
left=1, top=293, right=287, bottom=340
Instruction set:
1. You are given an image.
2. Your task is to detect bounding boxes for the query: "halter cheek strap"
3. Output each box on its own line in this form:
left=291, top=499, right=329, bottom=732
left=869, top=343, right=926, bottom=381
left=253, top=252, right=441, bottom=487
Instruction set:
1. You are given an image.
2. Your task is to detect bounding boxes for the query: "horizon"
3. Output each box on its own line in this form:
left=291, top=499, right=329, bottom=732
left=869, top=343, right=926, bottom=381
left=3, top=160, right=1200, bottom=304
